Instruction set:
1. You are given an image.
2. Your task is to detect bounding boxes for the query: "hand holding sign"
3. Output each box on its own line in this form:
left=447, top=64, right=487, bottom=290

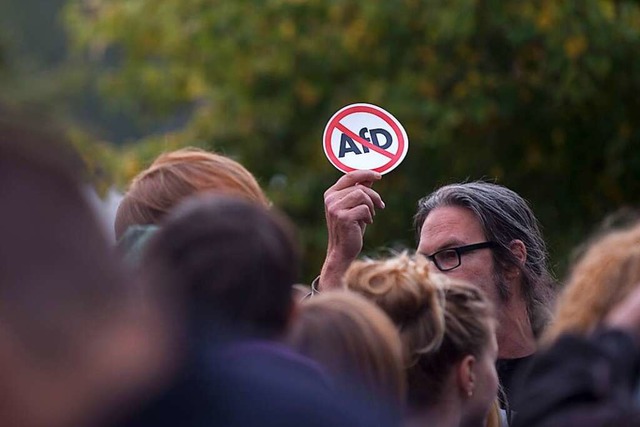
left=323, top=103, right=409, bottom=174
left=320, top=169, right=385, bottom=291
left=318, top=103, right=407, bottom=291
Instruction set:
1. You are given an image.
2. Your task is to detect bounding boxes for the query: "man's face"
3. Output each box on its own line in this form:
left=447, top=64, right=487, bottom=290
left=417, top=205, right=501, bottom=306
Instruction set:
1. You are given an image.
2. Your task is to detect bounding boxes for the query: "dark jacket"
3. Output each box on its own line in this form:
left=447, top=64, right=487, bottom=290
left=116, top=329, right=401, bottom=427
left=512, top=329, right=640, bottom=427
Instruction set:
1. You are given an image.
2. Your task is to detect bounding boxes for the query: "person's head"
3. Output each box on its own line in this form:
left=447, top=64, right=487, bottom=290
left=288, top=290, right=406, bottom=407
left=343, top=252, right=498, bottom=424
left=542, top=220, right=640, bottom=345
left=0, top=107, right=170, bottom=427
left=143, top=195, right=299, bottom=339
left=115, top=147, right=270, bottom=240
left=414, top=181, right=555, bottom=338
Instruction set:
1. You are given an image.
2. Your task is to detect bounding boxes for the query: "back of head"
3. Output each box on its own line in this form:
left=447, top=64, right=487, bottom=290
left=0, top=107, right=169, bottom=427
left=543, top=221, right=640, bottom=345
left=0, top=107, right=128, bottom=356
left=115, top=148, right=270, bottom=240
left=343, top=253, right=495, bottom=409
left=143, top=195, right=299, bottom=339
left=288, top=290, right=406, bottom=406
left=414, top=181, right=555, bottom=337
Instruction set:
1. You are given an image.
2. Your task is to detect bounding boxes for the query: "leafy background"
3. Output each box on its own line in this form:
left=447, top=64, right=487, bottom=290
left=3, top=0, right=640, bottom=283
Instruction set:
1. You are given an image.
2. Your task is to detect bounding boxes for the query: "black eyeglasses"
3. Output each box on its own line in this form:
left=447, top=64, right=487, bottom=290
left=425, top=241, right=498, bottom=272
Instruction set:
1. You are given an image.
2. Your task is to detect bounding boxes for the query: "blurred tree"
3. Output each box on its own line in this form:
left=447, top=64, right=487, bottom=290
left=0, top=41, right=5, bottom=75
left=0, top=0, right=78, bottom=111
left=65, top=0, right=640, bottom=282
left=0, top=0, right=171, bottom=157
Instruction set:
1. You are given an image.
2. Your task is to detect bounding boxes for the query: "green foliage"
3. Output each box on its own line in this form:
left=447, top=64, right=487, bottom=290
left=65, top=0, right=640, bottom=282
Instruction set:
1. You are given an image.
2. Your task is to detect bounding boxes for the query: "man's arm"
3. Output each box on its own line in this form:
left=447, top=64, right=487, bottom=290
left=318, top=170, right=385, bottom=291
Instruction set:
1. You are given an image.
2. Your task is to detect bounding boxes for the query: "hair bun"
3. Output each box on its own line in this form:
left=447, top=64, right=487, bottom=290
left=344, top=252, right=447, bottom=361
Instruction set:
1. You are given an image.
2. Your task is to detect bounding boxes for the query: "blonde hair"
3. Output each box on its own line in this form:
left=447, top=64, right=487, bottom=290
left=288, top=291, right=406, bottom=406
left=115, top=148, right=269, bottom=239
left=543, top=221, right=640, bottom=345
left=343, top=252, right=495, bottom=409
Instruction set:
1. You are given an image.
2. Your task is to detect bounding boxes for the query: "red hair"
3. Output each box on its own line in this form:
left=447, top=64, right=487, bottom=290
left=115, top=148, right=269, bottom=239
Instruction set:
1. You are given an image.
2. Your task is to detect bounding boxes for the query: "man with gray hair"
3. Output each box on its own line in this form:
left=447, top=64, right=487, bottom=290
left=317, top=170, right=556, bottom=409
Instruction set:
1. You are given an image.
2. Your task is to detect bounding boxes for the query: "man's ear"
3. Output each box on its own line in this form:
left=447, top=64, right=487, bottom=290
left=504, top=239, right=526, bottom=282
left=509, top=239, right=527, bottom=266
left=456, top=355, right=476, bottom=398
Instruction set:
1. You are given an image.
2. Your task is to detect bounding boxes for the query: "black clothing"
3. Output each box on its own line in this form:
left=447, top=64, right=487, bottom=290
left=116, top=331, right=401, bottom=427
left=512, top=329, right=640, bottom=427
left=497, top=354, right=534, bottom=411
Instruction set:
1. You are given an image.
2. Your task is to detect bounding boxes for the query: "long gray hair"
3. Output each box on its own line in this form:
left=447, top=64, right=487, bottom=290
left=414, top=181, right=556, bottom=338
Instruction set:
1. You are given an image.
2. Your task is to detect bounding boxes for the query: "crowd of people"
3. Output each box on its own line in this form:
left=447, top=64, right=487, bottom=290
left=4, top=105, right=640, bottom=427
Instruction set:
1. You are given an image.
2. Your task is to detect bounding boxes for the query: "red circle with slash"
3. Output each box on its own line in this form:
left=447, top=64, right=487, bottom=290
left=323, top=103, right=408, bottom=174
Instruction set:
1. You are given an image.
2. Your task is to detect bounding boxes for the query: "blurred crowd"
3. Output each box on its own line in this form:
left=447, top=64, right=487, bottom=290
left=4, top=105, right=640, bottom=427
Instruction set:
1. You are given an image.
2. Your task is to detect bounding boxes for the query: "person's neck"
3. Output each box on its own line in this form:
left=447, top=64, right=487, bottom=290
left=406, top=402, right=461, bottom=427
left=496, top=296, right=536, bottom=359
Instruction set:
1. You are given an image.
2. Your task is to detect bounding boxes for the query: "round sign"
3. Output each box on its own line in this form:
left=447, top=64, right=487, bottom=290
left=323, top=103, right=409, bottom=175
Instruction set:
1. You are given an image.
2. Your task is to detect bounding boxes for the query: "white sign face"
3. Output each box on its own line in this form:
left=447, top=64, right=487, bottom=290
left=323, top=103, right=409, bottom=175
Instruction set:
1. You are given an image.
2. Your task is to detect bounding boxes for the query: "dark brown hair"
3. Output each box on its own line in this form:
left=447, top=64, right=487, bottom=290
left=143, top=195, right=299, bottom=338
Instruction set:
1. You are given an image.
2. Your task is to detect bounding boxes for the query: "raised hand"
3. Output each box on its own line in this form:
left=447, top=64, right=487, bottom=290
left=318, top=170, right=385, bottom=290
